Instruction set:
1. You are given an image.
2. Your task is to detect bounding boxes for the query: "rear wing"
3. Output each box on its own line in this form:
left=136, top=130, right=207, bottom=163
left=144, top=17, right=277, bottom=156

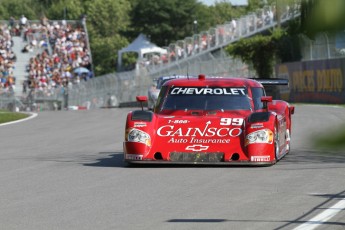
left=156, top=75, right=195, bottom=89
left=250, top=78, right=289, bottom=86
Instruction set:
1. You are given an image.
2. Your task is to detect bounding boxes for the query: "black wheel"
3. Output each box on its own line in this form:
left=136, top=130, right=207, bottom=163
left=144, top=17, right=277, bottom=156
left=123, top=160, right=134, bottom=168
left=285, top=129, right=291, bottom=154
left=274, top=125, right=280, bottom=161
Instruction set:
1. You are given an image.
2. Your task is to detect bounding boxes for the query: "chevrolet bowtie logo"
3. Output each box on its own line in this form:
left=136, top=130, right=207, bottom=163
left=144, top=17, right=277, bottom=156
left=185, top=145, right=209, bottom=152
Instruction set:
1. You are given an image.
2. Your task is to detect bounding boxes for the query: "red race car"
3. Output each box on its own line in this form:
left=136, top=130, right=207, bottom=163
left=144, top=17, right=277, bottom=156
left=124, top=74, right=294, bottom=166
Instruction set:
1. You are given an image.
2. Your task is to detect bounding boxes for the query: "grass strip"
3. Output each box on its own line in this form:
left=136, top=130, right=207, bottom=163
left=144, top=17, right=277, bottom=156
left=313, top=124, right=345, bottom=151
left=0, top=110, right=30, bottom=124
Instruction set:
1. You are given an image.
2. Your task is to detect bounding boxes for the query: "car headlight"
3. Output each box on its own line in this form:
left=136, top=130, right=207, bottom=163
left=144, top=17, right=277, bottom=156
left=245, top=129, right=273, bottom=146
left=126, top=128, right=151, bottom=146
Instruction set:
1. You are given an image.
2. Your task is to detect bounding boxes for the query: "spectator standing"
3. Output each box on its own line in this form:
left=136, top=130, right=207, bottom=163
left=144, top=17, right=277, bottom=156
left=9, top=16, right=15, bottom=28
left=230, top=19, right=237, bottom=39
left=8, top=16, right=17, bottom=36
left=19, top=15, right=28, bottom=29
left=40, top=15, right=48, bottom=27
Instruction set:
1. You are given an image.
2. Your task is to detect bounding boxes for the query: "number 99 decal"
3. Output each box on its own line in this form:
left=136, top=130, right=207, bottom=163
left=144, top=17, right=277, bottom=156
left=220, top=118, right=244, bottom=126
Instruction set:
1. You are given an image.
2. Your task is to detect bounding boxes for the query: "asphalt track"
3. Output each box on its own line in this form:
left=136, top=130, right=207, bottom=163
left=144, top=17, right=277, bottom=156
left=0, top=105, right=344, bottom=230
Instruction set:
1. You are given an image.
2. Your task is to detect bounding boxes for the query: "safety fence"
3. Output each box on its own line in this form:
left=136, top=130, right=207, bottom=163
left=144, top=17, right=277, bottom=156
left=67, top=56, right=254, bottom=110
left=143, top=1, right=301, bottom=74
left=300, top=33, right=345, bottom=61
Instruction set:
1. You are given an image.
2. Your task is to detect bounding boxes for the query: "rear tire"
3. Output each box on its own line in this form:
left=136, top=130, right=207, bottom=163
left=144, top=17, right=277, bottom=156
left=274, top=125, right=280, bottom=161
left=285, top=129, right=291, bottom=154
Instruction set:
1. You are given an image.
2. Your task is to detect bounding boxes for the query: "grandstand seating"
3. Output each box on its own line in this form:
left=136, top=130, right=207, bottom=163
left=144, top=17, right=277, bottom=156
left=0, top=18, right=92, bottom=100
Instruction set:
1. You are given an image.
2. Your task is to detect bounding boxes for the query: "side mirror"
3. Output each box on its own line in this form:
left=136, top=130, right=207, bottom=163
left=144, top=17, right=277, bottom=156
left=261, top=96, right=272, bottom=111
left=136, top=96, right=148, bottom=111
left=261, top=96, right=272, bottom=103
left=136, top=96, right=148, bottom=102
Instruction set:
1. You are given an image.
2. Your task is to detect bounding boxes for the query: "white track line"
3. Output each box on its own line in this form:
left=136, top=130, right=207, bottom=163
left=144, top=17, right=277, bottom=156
left=0, top=112, right=38, bottom=127
left=293, top=198, right=345, bottom=230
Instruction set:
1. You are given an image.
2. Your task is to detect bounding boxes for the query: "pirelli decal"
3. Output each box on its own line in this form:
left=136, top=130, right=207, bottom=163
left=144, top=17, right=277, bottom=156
left=169, top=87, right=246, bottom=95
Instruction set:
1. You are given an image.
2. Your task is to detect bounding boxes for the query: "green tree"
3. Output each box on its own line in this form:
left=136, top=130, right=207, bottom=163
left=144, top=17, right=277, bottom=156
left=195, top=0, right=240, bottom=30
left=276, top=19, right=302, bottom=62
left=192, top=3, right=216, bottom=34
left=226, top=29, right=286, bottom=78
left=0, top=0, right=38, bottom=20
left=46, top=0, right=85, bottom=20
left=0, top=5, right=6, bottom=19
left=90, top=36, right=129, bottom=74
left=130, top=0, right=205, bottom=46
left=301, top=0, right=345, bottom=38
left=209, top=0, right=244, bottom=24
left=85, top=0, right=132, bottom=74
left=86, top=0, right=131, bottom=37
left=245, top=0, right=265, bottom=12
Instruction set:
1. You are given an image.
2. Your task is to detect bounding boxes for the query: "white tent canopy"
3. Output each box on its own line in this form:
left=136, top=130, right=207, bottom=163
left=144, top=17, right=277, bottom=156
left=117, top=34, right=167, bottom=69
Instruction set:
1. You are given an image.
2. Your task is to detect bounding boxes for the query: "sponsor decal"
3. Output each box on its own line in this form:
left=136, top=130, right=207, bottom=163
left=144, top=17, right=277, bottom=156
left=169, top=87, right=246, bottom=96
left=251, top=123, right=264, bottom=129
left=134, top=122, right=147, bottom=128
left=158, top=119, right=243, bottom=144
left=245, top=129, right=273, bottom=146
left=157, top=121, right=242, bottom=137
left=166, top=118, right=243, bottom=126
left=125, top=154, right=143, bottom=160
left=168, top=119, right=190, bottom=124
left=277, top=65, right=290, bottom=80
left=277, top=65, right=291, bottom=101
left=220, top=118, right=244, bottom=126
left=167, top=138, right=231, bottom=144
left=291, top=68, right=343, bottom=93
left=185, top=145, right=209, bottom=151
left=251, top=156, right=270, bottom=162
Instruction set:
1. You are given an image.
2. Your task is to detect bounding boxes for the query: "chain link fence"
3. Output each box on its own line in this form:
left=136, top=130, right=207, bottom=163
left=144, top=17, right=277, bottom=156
left=66, top=55, right=254, bottom=110
left=299, top=32, right=345, bottom=61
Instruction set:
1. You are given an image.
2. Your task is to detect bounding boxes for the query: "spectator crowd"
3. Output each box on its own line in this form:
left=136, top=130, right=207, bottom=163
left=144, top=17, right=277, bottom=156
left=0, top=23, right=17, bottom=94
left=137, top=4, right=298, bottom=69
left=0, top=15, right=93, bottom=98
left=25, top=16, right=92, bottom=97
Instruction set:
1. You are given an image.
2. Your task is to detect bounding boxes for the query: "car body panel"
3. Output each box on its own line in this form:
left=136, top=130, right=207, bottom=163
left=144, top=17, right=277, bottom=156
left=125, top=75, right=294, bottom=166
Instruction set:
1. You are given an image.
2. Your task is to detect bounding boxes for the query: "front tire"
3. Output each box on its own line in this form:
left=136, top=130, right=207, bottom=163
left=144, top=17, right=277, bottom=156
left=285, top=129, right=291, bottom=154
left=123, top=160, right=134, bottom=168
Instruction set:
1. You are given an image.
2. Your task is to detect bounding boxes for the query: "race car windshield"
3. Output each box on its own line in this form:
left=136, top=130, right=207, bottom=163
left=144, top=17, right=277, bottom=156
left=162, top=86, right=251, bottom=110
